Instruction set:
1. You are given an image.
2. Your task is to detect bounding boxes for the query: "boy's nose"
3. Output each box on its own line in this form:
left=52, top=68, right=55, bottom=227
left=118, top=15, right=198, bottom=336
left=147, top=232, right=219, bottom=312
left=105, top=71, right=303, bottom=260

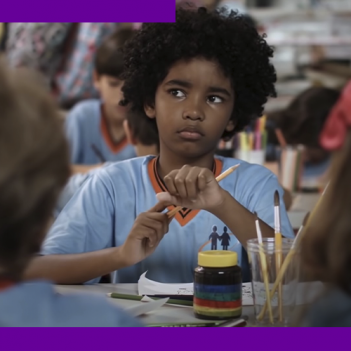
left=182, top=99, right=204, bottom=121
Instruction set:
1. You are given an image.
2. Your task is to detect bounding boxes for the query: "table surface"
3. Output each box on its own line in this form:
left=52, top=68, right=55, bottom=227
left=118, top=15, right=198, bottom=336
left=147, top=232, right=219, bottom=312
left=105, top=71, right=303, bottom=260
left=55, top=281, right=322, bottom=327
left=55, top=283, right=256, bottom=327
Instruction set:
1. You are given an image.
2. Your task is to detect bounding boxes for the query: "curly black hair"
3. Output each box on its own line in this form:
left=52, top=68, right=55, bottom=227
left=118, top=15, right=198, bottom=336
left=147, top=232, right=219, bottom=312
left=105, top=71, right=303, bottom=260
left=122, top=7, right=276, bottom=140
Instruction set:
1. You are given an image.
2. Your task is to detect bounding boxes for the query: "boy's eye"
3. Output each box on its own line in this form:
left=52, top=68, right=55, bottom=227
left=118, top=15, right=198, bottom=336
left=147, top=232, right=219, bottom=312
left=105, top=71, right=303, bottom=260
left=169, top=89, right=185, bottom=98
left=108, top=80, right=121, bottom=87
left=208, top=96, right=223, bottom=104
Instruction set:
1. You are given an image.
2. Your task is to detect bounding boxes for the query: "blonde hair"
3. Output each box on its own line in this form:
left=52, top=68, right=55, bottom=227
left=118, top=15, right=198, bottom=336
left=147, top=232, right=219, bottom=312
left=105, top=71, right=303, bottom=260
left=0, top=61, right=70, bottom=280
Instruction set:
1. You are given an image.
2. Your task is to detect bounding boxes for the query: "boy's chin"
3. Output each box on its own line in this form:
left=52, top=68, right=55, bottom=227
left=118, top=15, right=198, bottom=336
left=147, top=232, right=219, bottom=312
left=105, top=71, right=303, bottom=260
left=173, top=145, right=215, bottom=160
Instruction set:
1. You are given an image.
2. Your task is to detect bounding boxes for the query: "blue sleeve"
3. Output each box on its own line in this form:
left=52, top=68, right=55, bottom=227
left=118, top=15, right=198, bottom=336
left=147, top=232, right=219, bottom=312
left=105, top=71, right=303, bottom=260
left=54, top=173, right=91, bottom=218
left=42, top=173, right=115, bottom=284
left=65, top=106, right=83, bottom=164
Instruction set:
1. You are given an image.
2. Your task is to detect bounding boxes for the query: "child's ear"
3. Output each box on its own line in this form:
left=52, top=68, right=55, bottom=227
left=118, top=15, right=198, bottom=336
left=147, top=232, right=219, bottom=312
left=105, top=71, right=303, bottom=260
left=123, top=120, right=137, bottom=146
left=144, top=103, right=156, bottom=119
left=93, top=70, right=101, bottom=91
left=225, top=120, right=235, bottom=133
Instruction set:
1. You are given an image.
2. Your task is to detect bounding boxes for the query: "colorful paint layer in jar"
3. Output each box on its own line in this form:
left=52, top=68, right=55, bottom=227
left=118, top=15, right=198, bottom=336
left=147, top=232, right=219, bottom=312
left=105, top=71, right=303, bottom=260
left=194, top=251, right=242, bottom=320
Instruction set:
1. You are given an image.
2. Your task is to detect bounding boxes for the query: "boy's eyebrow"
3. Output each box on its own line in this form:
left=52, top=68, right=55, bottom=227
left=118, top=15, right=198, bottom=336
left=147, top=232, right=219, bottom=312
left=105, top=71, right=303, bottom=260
left=208, top=86, right=231, bottom=98
left=165, top=79, right=231, bottom=97
left=165, top=79, right=192, bottom=88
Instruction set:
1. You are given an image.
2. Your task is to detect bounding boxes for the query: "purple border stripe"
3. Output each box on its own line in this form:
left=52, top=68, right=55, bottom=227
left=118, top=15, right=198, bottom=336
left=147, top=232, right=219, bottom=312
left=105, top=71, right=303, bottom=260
left=2, top=327, right=350, bottom=351
left=0, top=0, right=175, bottom=22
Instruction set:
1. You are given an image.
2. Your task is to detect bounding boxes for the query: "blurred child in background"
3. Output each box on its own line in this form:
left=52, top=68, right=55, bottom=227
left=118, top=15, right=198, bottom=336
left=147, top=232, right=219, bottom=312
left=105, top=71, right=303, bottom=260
left=267, top=86, right=340, bottom=191
left=0, top=62, right=141, bottom=327
left=55, top=109, right=159, bottom=217
left=65, top=28, right=137, bottom=174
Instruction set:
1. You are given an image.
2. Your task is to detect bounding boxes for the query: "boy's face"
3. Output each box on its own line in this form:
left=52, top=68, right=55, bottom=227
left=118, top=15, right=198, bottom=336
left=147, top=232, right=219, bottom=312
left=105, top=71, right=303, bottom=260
left=145, top=57, right=235, bottom=159
left=94, top=73, right=130, bottom=123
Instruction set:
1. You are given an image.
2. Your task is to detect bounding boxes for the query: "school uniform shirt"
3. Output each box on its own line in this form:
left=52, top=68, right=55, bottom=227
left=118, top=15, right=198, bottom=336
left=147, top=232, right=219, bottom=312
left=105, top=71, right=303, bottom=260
left=54, top=162, right=112, bottom=217
left=43, top=156, right=294, bottom=284
left=65, top=99, right=136, bottom=164
left=0, top=280, right=142, bottom=327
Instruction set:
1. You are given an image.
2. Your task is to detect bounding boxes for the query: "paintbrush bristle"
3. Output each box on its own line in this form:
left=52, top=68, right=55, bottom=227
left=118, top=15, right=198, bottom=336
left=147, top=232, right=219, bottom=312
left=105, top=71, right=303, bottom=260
left=302, top=212, right=310, bottom=227
left=274, top=190, right=280, bottom=207
left=254, top=211, right=259, bottom=221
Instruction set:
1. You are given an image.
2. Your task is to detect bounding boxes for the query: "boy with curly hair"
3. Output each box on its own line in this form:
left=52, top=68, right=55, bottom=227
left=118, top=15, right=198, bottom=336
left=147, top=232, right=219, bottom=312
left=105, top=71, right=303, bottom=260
left=27, top=7, right=294, bottom=285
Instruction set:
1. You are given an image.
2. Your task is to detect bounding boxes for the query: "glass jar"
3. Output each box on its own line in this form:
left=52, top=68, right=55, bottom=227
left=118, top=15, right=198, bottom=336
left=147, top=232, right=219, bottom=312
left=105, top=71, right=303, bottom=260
left=194, top=250, right=242, bottom=320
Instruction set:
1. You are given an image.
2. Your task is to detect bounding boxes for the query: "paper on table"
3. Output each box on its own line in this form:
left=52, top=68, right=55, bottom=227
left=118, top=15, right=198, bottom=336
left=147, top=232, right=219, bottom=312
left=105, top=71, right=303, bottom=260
left=242, top=282, right=253, bottom=306
left=125, top=297, right=169, bottom=317
left=138, top=272, right=193, bottom=296
left=138, top=272, right=254, bottom=305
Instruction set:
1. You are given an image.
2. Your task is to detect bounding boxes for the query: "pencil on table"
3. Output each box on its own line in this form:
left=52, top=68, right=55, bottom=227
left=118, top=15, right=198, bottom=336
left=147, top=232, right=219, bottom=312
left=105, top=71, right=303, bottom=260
left=167, top=164, right=240, bottom=218
left=254, top=212, right=273, bottom=324
left=108, top=292, right=193, bottom=306
left=274, top=190, right=283, bottom=322
left=91, top=143, right=106, bottom=163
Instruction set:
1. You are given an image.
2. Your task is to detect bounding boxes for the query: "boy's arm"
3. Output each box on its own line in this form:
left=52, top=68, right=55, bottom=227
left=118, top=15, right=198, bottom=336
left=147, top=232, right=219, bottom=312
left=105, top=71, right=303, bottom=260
left=24, top=247, right=127, bottom=284
left=211, top=173, right=293, bottom=248
left=158, top=164, right=294, bottom=249
left=210, top=190, right=274, bottom=249
left=26, top=171, right=170, bottom=284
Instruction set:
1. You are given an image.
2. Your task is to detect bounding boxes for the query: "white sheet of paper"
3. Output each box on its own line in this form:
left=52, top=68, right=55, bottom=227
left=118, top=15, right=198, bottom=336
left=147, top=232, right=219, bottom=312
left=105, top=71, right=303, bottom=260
left=125, top=297, right=169, bottom=317
left=138, top=272, right=254, bottom=305
left=242, top=282, right=253, bottom=306
left=138, top=272, right=193, bottom=295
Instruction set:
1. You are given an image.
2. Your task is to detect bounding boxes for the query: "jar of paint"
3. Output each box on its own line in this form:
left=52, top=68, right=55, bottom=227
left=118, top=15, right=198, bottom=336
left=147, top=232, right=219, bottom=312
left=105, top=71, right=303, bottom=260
left=194, top=251, right=242, bottom=320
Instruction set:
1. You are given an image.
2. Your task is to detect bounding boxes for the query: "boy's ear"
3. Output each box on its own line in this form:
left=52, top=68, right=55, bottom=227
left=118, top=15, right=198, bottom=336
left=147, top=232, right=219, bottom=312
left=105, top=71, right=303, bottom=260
left=144, top=103, right=156, bottom=119
left=225, top=120, right=235, bottom=132
left=93, top=70, right=101, bottom=91
left=123, top=120, right=137, bottom=146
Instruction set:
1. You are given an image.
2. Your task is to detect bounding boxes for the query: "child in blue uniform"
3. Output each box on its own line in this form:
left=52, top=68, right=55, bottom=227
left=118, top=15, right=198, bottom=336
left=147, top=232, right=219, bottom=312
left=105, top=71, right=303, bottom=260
left=0, top=63, right=141, bottom=327
left=55, top=109, right=159, bottom=217
left=65, top=28, right=136, bottom=168
left=266, top=86, right=340, bottom=191
left=27, top=7, right=294, bottom=285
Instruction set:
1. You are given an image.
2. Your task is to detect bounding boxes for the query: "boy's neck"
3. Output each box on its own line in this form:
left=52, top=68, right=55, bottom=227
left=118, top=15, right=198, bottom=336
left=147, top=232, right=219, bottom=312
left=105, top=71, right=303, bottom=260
left=135, top=144, right=159, bottom=157
left=102, top=105, right=125, bottom=143
left=157, top=149, right=215, bottom=180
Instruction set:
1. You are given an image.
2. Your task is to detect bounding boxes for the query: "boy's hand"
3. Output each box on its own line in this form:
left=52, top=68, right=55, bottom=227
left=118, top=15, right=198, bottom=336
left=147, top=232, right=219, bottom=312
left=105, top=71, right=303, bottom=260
left=120, top=202, right=171, bottom=266
left=156, top=165, right=226, bottom=212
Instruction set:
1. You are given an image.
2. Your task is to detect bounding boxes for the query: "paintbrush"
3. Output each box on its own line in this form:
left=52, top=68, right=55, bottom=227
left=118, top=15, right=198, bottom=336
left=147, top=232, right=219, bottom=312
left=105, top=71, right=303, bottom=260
left=257, top=212, right=310, bottom=321
left=167, top=164, right=240, bottom=218
left=274, top=190, right=283, bottom=322
left=254, top=211, right=274, bottom=324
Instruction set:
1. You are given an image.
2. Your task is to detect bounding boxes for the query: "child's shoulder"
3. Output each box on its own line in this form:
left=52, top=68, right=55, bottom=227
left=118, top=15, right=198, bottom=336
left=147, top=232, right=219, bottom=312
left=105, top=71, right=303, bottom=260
left=0, top=280, right=142, bottom=327
left=67, top=99, right=101, bottom=121
left=95, top=156, right=155, bottom=184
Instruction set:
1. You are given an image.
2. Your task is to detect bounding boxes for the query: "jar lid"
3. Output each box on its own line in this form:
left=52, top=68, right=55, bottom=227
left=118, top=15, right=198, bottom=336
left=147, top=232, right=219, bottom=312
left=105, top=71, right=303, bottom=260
left=198, top=250, right=237, bottom=268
